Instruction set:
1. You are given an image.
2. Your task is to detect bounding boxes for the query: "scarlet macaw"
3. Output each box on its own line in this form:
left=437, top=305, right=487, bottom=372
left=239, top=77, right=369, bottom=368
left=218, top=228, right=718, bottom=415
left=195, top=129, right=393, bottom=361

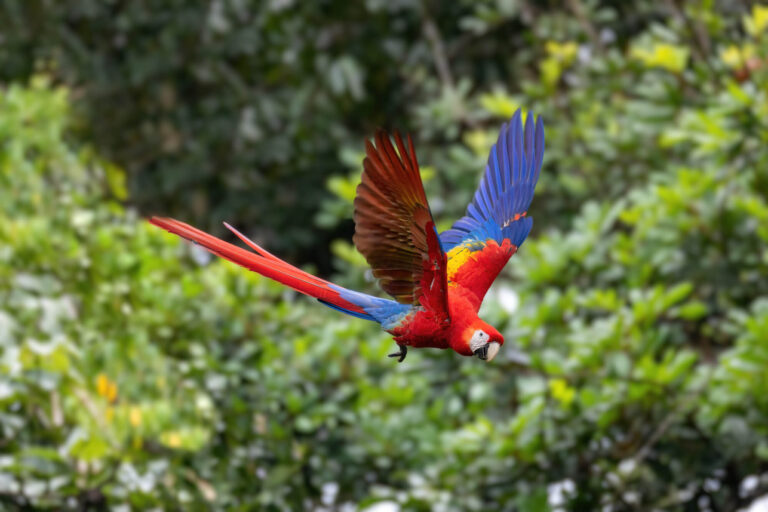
left=151, top=109, right=543, bottom=362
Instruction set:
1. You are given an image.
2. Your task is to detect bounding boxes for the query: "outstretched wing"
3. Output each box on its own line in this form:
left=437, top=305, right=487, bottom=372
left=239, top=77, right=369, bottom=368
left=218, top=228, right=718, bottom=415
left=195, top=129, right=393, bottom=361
left=440, top=110, right=544, bottom=308
left=353, top=131, right=449, bottom=319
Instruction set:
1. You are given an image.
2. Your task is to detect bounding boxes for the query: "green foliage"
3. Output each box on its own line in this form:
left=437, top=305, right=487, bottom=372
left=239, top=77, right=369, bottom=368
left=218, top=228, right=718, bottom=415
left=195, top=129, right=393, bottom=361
left=0, top=79, right=393, bottom=508
left=0, top=0, right=540, bottom=267
left=2, top=1, right=768, bottom=510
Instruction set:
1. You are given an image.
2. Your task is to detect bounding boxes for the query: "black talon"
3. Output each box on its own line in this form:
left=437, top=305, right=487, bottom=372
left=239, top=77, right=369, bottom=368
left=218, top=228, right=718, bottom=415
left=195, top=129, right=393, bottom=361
left=388, top=344, right=407, bottom=363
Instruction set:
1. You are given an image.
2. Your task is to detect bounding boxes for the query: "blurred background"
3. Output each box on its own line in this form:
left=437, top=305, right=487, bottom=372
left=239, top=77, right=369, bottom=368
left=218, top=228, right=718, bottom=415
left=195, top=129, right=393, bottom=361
left=1, top=0, right=768, bottom=510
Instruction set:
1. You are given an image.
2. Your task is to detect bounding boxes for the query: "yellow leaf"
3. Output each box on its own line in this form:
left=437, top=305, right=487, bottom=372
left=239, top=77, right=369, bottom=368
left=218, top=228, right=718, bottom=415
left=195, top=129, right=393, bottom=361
left=745, top=4, right=768, bottom=36
left=104, top=162, right=128, bottom=201
left=129, top=406, right=142, bottom=427
left=106, top=382, right=117, bottom=402
left=479, top=90, right=520, bottom=118
left=327, top=174, right=359, bottom=203
left=164, top=431, right=182, bottom=448
left=721, top=45, right=742, bottom=68
left=95, top=373, right=118, bottom=403
left=96, top=374, right=108, bottom=396
left=419, top=165, right=435, bottom=183
left=540, top=57, right=562, bottom=88
left=463, top=129, right=496, bottom=157
left=720, top=45, right=742, bottom=68
left=549, top=378, right=576, bottom=406
left=631, top=43, right=689, bottom=73
left=546, top=41, right=578, bottom=65
left=539, top=41, right=579, bottom=88
left=720, top=44, right=757, bottom=69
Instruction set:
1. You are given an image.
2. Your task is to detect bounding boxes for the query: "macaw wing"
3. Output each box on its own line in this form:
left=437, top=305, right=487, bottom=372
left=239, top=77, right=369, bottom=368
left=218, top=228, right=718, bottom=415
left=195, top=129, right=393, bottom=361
left=441, top=110, right=544, bottom=307
left=353, top=130, right=449, bottom=320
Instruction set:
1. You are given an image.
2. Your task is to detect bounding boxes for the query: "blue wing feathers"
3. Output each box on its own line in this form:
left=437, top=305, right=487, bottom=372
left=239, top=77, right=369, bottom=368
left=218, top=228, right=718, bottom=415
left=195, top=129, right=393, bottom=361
left=494, top=149, right=504, bottom=197
left=503, top=216, right=533, bottom=248
left=500, top=132, right=509, bottom=192
left=466, top=203, right=483, bottom=224
left=440, top=109, right=544, bottom=251
left=524, top=113, right=534, bottom=181
left=512, top=113, right=523, bottom=184
left=455, top=218, right=479, bottom=231
left=480, top=180, right=493, bottom=218
left=488, top=147, right=499, bottom=199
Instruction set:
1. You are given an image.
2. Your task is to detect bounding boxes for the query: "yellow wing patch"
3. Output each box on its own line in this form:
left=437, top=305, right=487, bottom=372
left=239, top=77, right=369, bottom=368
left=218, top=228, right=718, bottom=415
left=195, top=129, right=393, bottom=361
left=446, top=239, right=513, bottom=283
left=446, top=244, right=476, bottom=281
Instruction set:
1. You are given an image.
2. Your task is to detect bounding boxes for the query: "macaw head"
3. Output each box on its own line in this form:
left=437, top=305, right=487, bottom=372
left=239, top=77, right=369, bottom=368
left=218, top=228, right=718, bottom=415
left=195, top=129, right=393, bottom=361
left=450, top=319, right=504, bottom=362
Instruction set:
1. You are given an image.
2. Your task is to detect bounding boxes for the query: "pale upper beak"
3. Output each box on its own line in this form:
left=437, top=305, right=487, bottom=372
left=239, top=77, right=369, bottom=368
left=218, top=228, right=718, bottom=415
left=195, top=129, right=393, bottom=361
left=473, top=341, right=501, bottom=362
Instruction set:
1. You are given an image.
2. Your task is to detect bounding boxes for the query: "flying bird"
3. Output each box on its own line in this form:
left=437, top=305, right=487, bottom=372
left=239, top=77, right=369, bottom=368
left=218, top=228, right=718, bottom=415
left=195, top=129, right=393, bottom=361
left=150, top=109, right=543, bottom=362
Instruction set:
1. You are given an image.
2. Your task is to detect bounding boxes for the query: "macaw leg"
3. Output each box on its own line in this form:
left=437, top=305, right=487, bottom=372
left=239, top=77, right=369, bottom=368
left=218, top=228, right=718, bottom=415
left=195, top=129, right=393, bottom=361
left=388, top=344, right=407, bottom=363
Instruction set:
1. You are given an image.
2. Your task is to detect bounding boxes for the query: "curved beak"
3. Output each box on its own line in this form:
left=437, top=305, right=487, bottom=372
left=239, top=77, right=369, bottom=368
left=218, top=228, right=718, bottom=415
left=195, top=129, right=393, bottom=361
left=485, top=342, right=501, bottom=362
left=473, top=342, right=501, bottom=362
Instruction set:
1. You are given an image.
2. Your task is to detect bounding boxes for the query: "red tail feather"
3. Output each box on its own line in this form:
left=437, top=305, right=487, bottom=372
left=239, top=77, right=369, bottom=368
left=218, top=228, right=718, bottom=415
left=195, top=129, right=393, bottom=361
left=149, top=217, right=369, bottom=317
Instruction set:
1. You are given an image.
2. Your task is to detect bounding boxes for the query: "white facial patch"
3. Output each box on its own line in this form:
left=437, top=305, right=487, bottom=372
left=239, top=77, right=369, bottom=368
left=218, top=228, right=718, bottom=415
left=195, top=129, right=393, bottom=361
left=469, top=330, right=489, bottom=353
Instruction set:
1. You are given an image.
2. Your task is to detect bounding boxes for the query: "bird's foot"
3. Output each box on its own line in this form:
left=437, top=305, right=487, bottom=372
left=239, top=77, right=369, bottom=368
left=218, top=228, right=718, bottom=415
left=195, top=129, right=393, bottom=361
left=388, top=344, right=407, bottom=363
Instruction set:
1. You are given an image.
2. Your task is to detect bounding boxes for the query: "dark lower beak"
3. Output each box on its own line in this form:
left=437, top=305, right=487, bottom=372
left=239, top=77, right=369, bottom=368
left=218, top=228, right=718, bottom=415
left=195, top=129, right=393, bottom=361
left=474, top=345, right=489, bottom=360
left=473, top=342, right=500, bottom=362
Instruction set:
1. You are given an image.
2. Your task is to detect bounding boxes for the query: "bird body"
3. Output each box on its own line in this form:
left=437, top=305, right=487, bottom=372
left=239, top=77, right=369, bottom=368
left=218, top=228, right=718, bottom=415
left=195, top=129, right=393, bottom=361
left=151, top=109, right=544, bottom=362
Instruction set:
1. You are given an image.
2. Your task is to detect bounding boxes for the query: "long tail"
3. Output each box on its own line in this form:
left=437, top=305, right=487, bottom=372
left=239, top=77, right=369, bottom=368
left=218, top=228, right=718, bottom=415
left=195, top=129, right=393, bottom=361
left=149, top=217, right=407, bottom=324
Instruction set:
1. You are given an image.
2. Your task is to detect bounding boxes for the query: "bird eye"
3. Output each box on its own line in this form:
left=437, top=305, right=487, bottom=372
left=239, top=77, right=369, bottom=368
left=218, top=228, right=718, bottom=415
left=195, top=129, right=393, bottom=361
left=469, top=330, right=489, bottom=352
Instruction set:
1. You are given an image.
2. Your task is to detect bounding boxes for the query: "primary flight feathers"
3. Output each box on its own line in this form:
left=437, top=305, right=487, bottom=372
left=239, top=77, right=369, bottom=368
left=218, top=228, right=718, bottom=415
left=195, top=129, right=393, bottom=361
left=150, top=109, right=544, bottom=362
left=353, top=130, right=449, bottom=318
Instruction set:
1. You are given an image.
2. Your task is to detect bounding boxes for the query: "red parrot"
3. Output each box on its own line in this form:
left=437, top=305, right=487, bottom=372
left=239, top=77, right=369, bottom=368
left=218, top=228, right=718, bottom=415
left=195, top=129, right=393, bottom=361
left=150, top=109, right=543, bottom=362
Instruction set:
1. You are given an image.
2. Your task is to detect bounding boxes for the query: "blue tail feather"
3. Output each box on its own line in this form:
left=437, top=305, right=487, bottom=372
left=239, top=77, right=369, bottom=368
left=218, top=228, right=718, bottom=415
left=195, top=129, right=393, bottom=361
left=324, top=284, right=411, bottom=328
